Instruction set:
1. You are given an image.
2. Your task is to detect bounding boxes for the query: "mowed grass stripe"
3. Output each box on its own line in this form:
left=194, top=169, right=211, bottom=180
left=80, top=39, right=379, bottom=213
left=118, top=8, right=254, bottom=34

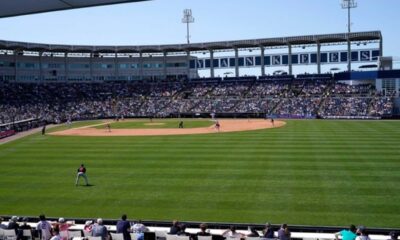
left=0, top=120, right=400, bottom=227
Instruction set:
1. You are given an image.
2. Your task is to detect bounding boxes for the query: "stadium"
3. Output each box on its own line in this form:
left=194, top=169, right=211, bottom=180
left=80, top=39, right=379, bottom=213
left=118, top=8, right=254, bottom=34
left=0, top=1, right=399, bottom=240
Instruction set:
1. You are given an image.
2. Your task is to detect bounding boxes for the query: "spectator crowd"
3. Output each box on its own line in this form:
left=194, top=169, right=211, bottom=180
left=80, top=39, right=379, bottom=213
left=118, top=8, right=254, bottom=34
left=0, top=79, right=394, bottom=125
left=2, top=215, right=398, bottom=240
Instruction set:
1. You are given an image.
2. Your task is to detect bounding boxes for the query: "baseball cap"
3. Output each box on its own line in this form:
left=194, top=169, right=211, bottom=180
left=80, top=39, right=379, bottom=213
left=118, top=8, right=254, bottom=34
left=59, top=218, right=65, bottom=223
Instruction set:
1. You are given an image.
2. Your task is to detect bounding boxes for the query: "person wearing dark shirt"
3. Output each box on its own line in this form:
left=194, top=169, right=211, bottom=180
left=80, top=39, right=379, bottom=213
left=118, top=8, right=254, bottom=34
left=389, top=231, right=399, bottom=240
left=8, top=216, right=20, bottom=233
left=247, top=226, right=260, bottom=237
left=277, top=224, right=290, bottom=240
left=8, top=216, right=24, bottom=240
left=75, top=164, right=89, bottom=186
left=116, top=214, right=131, bottom=240
left=263, top=222, right=274, bottom=239
left=197, top=223, right=211, bottom=236
left=19, top=217, right=33, bottom=240
left=177, top=224, right=191, bottom=237
left=169, top=220, right=181, bottom=235
left=19, top=218, right=32, bottom=230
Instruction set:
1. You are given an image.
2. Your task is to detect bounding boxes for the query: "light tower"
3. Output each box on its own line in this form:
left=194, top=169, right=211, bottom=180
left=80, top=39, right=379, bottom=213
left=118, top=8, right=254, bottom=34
left=341, top=0, right=357, bottom=72
left=182, top=9, right=194, bottom=44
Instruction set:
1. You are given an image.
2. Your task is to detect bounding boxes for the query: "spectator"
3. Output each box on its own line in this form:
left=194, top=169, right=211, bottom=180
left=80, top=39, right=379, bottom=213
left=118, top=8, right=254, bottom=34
left=132, top=220, right=148, bottom=240
left=91, top=218, right=108, bottom=240
left=54, top=218, right=73, bottom=240
left=356, top=226, right=370, bottom=240
left=247, top=226, right=260, bottom=237
left=37, top=214, right=53, bottom=240
left=277, top=224, right=290, bottom=240
left=222, top=226, right=245, bottom=239
left=7, top=216, right=19, bottom=234
left=50, top=228, right=62, bottom=240
left=197, top=223, right=211, bottom=236
left=389, top=231, right=399, bottom=240
left=19, top=217, right=32, bottom=240
left=83, top=220, right=94, bottom=235
left=335, top=225, right=357, bottom=240
left=262, top=223, right=274, bottom=239
left=19, top=217, right=32, bottom=230
left=169, top=220, right=181, bottom=235
left=116, top=214, right=131, bottom=240
left=177, top=224, right=191, bottom=237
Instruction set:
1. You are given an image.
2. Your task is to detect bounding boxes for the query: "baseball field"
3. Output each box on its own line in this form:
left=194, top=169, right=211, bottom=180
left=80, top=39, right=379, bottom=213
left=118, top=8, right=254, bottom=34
left=0, top=119, right=399, bottom=228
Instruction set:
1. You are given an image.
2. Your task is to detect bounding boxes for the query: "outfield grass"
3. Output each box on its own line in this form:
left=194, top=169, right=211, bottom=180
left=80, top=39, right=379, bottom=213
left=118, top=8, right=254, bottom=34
left=93, top=119, right=213, bottom=129
left=0, top=120, right=399, bottom=227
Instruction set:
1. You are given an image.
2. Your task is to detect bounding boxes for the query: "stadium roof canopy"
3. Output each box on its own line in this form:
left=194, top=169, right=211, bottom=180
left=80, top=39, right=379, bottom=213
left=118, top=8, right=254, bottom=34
left=0, top=31, right=382, bottom=54
left=0, top=0, right=149, bottom=18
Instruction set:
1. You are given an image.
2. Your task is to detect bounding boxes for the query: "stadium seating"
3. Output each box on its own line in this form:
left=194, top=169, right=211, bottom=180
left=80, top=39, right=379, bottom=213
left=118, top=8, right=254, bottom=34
left=0, top=78, right=394, bottom=128
left=155, top=231, right=167, bottom=240
left=110, top=233, right=124, bottom=240
left=197, top=236, right=212, bottom=240
left=22, top=229, right=33, bottom=240
left=68, top=230, right=83, bottom=239
left=87, top=237, right=102, bottom=240
left=1, top=229, right=17, bottom=240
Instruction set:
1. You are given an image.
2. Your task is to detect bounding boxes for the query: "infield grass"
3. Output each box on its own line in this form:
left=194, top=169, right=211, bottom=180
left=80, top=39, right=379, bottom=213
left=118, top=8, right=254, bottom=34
left=0, top=119, right=399, bottom=228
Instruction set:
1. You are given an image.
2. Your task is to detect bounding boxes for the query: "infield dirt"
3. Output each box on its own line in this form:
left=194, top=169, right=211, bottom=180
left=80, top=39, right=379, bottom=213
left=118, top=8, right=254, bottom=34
left=50, top=119, right=285, bottom=137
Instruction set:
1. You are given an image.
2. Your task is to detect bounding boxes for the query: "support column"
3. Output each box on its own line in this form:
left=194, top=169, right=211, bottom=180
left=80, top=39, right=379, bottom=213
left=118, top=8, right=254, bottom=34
left=347, top=37, right=351, bottom=72
left=234, top=48, right=239, bottom=78
left=89, top=52, right=93, bottom=81
left=64, top=52, right=68, bottom=81
left=114, top=52, right=118, bottom=81
left=260, top=46, right=265, bottom=76
left=317, top=42, right=321, bottom=74
left=14, top=51, right=18, bottom=81
left=186, top=50, right=191, bottom=79
left=288, top=44, right=292, bottom=75
left=163, top=51, right=167, bottom=80
left=209, top=49, right=214, bottom=78
left=139, top=52, right=143, bottom=80
left=39, top=51, right=43, bottom=81
left=379, top=36, right=383, bottom=58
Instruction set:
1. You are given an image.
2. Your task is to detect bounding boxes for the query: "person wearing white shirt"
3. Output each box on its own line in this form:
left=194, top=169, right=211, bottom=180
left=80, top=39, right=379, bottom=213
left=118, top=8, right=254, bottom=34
left=222, top=226, right=245, bottom=239
left=37, top=215, right=53, bottom=240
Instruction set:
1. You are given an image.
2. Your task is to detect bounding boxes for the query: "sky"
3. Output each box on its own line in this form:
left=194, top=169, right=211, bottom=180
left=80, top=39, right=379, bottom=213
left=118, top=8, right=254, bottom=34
left=0, top=0, right=399, bottom=75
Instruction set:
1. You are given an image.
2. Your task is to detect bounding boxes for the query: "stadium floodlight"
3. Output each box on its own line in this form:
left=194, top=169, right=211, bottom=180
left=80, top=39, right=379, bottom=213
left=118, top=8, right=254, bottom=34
left=182, top=9, right=194, bottom=44
left=341, top=0, right=357, bottom=72
left=341, top=0, right=357, bottom=33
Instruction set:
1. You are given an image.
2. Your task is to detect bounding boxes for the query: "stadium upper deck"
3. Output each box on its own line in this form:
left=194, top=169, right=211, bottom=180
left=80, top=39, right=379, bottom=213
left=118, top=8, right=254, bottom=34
left=0, top=31, right=383, bottom=81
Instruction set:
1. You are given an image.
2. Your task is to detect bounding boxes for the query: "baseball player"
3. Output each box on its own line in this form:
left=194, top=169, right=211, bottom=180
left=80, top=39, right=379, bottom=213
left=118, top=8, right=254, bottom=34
left=75, top=164, right=89, bottom=186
